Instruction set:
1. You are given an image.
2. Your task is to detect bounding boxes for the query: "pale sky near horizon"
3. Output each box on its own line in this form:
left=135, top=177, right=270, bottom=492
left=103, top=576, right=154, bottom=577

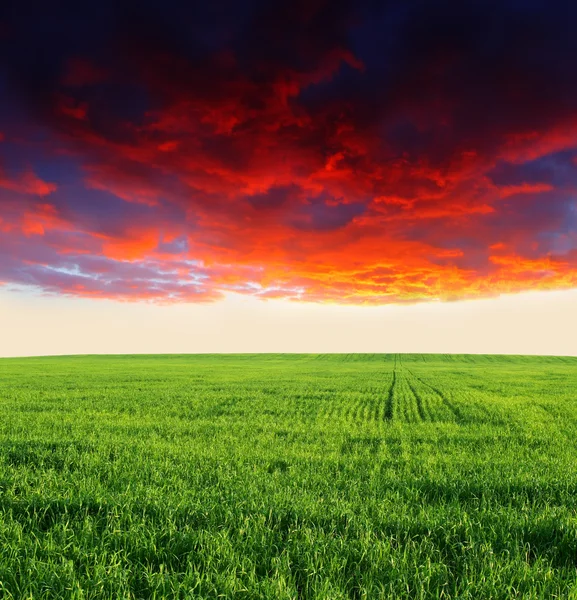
left=1, top=287, right=576, bottom=358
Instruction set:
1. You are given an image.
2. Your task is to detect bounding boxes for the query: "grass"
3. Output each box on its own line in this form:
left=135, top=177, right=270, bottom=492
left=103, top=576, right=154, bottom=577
left=0, top=353, right=576, bottom=599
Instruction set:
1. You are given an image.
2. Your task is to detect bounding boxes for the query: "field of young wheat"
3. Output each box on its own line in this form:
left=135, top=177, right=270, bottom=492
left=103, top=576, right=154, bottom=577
left=0, top=354, right=576, bottom=599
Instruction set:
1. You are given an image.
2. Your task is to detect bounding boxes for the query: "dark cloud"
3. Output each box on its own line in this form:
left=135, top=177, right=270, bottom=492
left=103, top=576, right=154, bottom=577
left=292, top=193, right=366, bottom=231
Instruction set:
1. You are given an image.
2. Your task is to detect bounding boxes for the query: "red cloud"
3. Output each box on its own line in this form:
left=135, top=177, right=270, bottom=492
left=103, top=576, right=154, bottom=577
left=57, top=95, right=89, bottom=121
left=21, top=203, right=69, bottom=236
left=0, top=169, right=57, bottom=196
left=2, top=1, right=577, bottom=304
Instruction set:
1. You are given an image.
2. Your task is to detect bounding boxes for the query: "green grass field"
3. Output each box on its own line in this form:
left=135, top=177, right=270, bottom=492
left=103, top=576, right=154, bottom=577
left=1, top=354, right=576, bottom=599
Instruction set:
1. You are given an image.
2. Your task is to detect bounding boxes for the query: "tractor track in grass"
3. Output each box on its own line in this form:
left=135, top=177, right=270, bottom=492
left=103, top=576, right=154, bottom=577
left=406, top=368, right=463, bottom=423
left=323, top=357, right=456, bottom=425
left=384, top=369, right=396, bottom=421
left=397, top=355, right=425, bottom=423
left=406, top=376, right=427, bottom=422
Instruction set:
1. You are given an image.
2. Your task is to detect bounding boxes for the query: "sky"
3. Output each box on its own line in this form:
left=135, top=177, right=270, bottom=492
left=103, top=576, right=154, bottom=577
left=2, top=287, right=577, bottom=357
left=1, top=0, right=577, bottom=355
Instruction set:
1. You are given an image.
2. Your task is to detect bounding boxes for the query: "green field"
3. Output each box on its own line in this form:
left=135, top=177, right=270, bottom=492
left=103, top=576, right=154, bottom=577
left=1, top=354, right=576, bottom=599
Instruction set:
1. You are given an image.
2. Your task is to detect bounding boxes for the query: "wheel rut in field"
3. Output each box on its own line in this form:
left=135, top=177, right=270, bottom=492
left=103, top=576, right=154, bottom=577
left=381, top=356, right=426, bottom=423
left=384, top=370, right=396, bottom=421
left=406, top=369, right=463, bottom=423
left=406, top=376, right=427, bottom=422
left=395, top=355, right=425, bottom=423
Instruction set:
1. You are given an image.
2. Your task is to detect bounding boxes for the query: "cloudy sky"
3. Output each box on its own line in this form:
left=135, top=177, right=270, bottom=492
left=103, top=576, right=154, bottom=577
left=1, top=0, right=577, bottom=355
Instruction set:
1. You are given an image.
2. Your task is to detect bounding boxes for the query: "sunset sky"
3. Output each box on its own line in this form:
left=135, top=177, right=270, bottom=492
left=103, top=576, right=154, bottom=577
left=1, top=0, right=577, bottom=355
